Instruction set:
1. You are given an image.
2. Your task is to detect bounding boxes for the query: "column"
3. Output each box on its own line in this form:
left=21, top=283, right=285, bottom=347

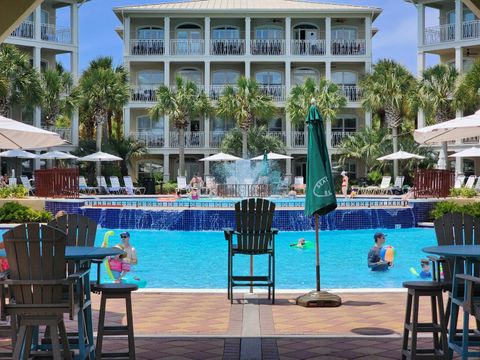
left=417, top=4, right=425, bottom=47
left=245, top=17, right=251, bottom=56
left=285, top=60, right=291, bottom=105
left=325, top=61, right=331, bottom=80
left=204, top=153, right=210, bottom=175
left=285, top=17, right=291, bottom=55
left=326, top=116, right=332, bottom=150
left=325, top=17, right=331, bottom=57
left=285, top=61, right=292, bottom=149
left=286, top=157, right=292, bottom=177
left=163, top=153, right=170, bottom=181
left=71, top=3, right=78, bottom=46
left=364, top=16, right=372, bottom=57
left=124, top=16, right=130, bottom=56
left=205, top=60, right=210, bottom=96
left=365, top=112, right=372, bottom=128
left=455, top=46, right=463, bottom=72
left=245, top=61, right=251, bottom=79
left=205, top=17, right=210, bottom=55
left=164, top=60, right=170, bottom=148
left=123, top=107, right=130, bottom=138
left=455, top=0, right=462, bottom=41
left=285, top=113, right=292, bottom=148
left=164, top=17, right=170, bottom=55
left=71, top=111, right=79, bottom=146
left=34, top=6, right=41, bottom=40
left=204, top=115, right=210, bottom=148
left=456, top=157, right=463, bottom=176
left=417, top=51, right=426, bottom=129
left=33, top=46, right=41, bottom=170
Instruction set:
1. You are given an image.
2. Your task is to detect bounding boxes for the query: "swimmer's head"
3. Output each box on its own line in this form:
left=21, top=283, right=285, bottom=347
left=298, top=238, right=305, bottom=245
left=374, top=232, right=386, bottom=246
left=421, top=259, right=430, bottom=270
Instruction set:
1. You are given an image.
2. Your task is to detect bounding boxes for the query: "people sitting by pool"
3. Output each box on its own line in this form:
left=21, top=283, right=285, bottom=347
left=287, top=186, right=297, bottom=199
left=419, top=259, right=432, bottom=279
left=108, top=244, right=131, bottom=282
left=368, top=232, right=391, bottom=271
left=290, top=238, right=306, bottom=249
left=190, top=188, right=199, bottom=200
left=0, top=174, right=8, bottom=187
left=120, top=232, right=138, bottom=266
left=341, top=171, right=349, bottom=197
left=349, top=190, right=357, bottom=198
left=402, top=188, right=415, bottom=200
left=189, top=173, right=204, bottom=189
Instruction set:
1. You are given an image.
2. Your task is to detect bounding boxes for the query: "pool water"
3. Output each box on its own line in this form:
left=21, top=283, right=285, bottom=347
left=92, top=227, right=436, bottom=289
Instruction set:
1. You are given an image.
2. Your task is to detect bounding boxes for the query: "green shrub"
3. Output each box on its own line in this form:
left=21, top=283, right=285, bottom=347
left=368, top=170, right=382, bottom=185
left=160, top=182, right=177, bottom=194
left=431, top=201, right=480, bottom=219
left=0, top=202, right=52, bottom=223
left=450, top=187, right=477, bottom=198
left=0, top=185, right=29, bottom=199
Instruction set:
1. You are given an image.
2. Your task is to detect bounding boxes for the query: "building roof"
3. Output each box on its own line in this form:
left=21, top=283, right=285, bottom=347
left=114, top=0, right=381, bottom=18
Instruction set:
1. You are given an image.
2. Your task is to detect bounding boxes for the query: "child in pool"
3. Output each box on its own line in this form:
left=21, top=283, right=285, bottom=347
left=108, top=244, right=131, bottom=283
left=290, top=238, right=306, bottom=249
left=419, top=259, right=432, bottom=279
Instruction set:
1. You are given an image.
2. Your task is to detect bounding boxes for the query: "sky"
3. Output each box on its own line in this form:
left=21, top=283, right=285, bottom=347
left=75, top=0, right=441, bottom=74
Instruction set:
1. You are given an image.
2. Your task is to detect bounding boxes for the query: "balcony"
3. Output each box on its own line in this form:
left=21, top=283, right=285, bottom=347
left=339, top=85, right=362, bottom=102
left=331, top=131, right=354, bottom=147
left=331, top=39, right=365, bottom=55
left=130, top=85, right=159, bottom=103
left=251, top=39, right=285, bottom=55
left=210, top=131, right=227, bottom=148
left=291, top=131, right=306, bottom=148
left=130, top=39, right=164, bottom=55
left=424, top=24, right=455, bottom=45
left=133, top=132, right=164, bottom=148
left=209, top=85, right=230, bottom=100
left=170, top=39, right=205, bottom=55
left=42, top=126, right=72, bottom=143
left=267, top=131, right=286, bottom=143
left=210, top=39, right=245, bottom=55
left=463, top=20, right=480, bottom=40
left=41, top=23, right=71, bottom=44
left=291, top=40, right=326, bottom=56
left=258, top=85, right=286, bottom=102
left=169, top=131, right=205, bottom=148
left=11, top=20, right=34, bottom=39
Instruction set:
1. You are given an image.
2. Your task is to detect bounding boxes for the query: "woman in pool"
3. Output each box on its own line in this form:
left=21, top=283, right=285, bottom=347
left=290, top=238, right=306, bottom=249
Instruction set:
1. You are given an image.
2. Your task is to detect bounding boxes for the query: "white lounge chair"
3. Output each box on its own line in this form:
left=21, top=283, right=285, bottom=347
left=294, top=176, right=305, bottom=193
left=8, top=177, right=16, bottom=187
left=20, top=175, right=34, bottom=195
left=454, top=175, right=466, bottom=189
left=123, top=176, right=145, bottom=195
left=464, top=175, right=476, bottom=189
left=388, top=176, right=405, bottom=194
left=205, top=175, right=216, bottom=195
left=79, top=176, right=98, bottom=194
left=364, top=176, right=391, bottom=195
left=176, top=176, right=189, bottom=194
left=109, top=176, right=126, bottom=194
left=97, top=176, right=119, bottom=195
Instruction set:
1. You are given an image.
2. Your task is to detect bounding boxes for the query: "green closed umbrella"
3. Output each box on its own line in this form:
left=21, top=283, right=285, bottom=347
left=297, top=102, right=341, bottom=307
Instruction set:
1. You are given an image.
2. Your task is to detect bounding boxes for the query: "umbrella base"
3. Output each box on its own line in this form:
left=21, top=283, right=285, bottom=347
left=296, top=290, right=342, bottom=308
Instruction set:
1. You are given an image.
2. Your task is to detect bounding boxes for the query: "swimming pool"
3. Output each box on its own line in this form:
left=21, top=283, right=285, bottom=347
left=89, top=227, right=436, bottom=289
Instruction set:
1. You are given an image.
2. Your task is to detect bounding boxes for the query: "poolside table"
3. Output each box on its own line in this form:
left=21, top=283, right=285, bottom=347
left=0, top=246, right=123, bottom=360
left=423, top=245, right=480, bottom=359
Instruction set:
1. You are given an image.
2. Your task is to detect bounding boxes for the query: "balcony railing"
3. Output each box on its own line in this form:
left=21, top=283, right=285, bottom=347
left=463, top=20, right=480, bottom=40
left=130, top=39, right=164, bottom=55
left=251, top=39, right=285, bottom=55
left=339, top=85, right=362, bottom=102
left=291, top=131, right=306, bottom=148
left=130, top=85, right=160, bottom=102
left=424, top=24, right=455, bottom=45
left=11, top=20, right=34, bottom=39
left=267, top=131, right=286, bottom=143
left=462, top=136, right=480, bottom=144
left=170, top=39, right=205, bottom=55
left=291, top=39, right=326, bottom=55
left=133, top=132, right=164, bottom=148
left=331, top=39, right=365, bottom=55
left=169, top=131, right=205, bottom=148
left=42, top=126, right=72, bottom=143
left=258, top=85, right=286, bottom=102
left=331, top=131, right=354, bottom=147
left=209, top=85, right=231, bottom=100
left=210, top=131, right=227, bottom=148
left=170, top=84, right=205, bottom=93
left=210, top=39, right=245, bottom=55
left=41, top=23, right=71, bottom=44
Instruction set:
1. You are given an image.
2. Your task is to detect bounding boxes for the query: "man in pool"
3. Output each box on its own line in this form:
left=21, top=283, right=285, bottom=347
left=120, top=232, right=138, bottom=266
left=368, top=232, right=390, bottom=271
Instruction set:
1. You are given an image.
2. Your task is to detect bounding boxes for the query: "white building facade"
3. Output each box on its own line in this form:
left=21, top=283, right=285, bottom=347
left=114, top=0, right=381, bottom=182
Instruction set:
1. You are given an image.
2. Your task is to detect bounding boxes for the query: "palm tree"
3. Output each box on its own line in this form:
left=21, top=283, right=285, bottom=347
left=41, top=63, right=78, bottom=129
left=106, top=136, right=147, bottom=176
left=0, top=44, right=42, bottom=116
left=361, top=59, right=416, bottom=178
left=149, top=76, right=212, bottom=177
left=217, top=77, right=276, bottom=159
left=287, top=77, right=347, bottom=128
left=456, top=59, right=480, bottom=112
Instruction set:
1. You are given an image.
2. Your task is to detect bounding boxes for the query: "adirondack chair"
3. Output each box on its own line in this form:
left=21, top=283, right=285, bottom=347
left=110, top=176, right=126, bottom=194
left=20, top=175, right=34, bottom=195
left=123, top=176, right=145, bottom=195
left=465, top=175, right=477, bottom=189
left=224, top=198, right=278, bottom=304
left=0, top=223, right=87, bottom=359
left=454, top=175, right=466, bottom=189
left=79, top=176, right=98, bottom=194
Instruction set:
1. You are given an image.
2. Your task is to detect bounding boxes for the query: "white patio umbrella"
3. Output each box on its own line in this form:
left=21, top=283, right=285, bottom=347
left=199, top=152, right=242, bottom=162
left=0, top=115, right=65, bottom=149
left=0, top=149, right=37, bottom=159
left=250, top=152, right=293, bottom=161
left=79, top=151, right=122, bottom=162
left=38, top=150, right=78, bottom=160
left=377, top=150, right=425, bottom=161
left=449, top=147, right=480, bottom=158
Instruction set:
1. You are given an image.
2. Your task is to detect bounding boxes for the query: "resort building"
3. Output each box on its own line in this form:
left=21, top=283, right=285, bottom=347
left=411, top=0, right=480, bottom=174
left=3, top=0, right=80, bottom=173
left=113, top=0, right=382, bottom=182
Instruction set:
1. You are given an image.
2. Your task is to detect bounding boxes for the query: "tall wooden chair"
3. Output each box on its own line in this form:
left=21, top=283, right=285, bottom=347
left=1, top=224, right=85, bottom=359
left=224, top=198, right=278, bottom=304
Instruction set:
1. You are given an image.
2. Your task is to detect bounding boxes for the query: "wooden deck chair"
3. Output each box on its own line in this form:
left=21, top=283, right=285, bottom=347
left=109, top=176, right=126, bottom=194
left=224, top=198, right=278, bottom=304
left=176, top=176, right=188, bottom=194
left=465, top=175, right=476, bottom=189
left=20, top=175, right=34, bottom=195
left=1, top=224, right=87, bottom=359
left=123, top=176, right=145, bottom=195
left=454, top=175, right=466, bottom=189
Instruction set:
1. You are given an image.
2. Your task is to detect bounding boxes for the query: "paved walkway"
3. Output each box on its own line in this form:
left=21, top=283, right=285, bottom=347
left=0, top=291, right=471, bottom=359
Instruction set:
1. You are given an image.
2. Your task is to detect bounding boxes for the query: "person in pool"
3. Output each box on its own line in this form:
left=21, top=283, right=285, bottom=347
left=120, top=232, right=138, bottom=266
left=108, top=244, right=131, bottom=282
left=367, top=232, right=391, bottom=271
left=290, top=238, right=306, bottom=249
left=419, top=259, right=432, bottom=279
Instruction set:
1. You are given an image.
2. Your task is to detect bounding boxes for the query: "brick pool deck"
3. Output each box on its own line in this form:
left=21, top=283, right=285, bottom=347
left=0, top=291, right=470, bottom=359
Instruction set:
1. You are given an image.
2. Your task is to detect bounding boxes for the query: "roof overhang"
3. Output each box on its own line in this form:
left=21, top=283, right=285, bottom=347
left=0, top=0, right=43, bottom=43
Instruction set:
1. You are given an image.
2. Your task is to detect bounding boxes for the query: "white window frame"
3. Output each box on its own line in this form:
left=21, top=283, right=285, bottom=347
left=332, top=115, right=357, bottom=133
left=255, top=25, right=283, bottom=40
left=176, top=67, right=203, bottom=85
left=175, top=23, right=203, bottom=39
left=136, top=115, right=164, bottom=133
left=293, top=23, right=319, bottom=40
left=292, top=67, right=319, bottom=85
left=212, top=25, right=241, bottom=39
left=136, top=69, right=164, bottom=86
left=211, top=69, right=240, bottom=85
left=255, top=69, right=283, bottom=86
left=331, top=26, right=358, bottom=40
left=331, top=70, right=358, bottom=85
left=136, top=26, right=164, bottom=40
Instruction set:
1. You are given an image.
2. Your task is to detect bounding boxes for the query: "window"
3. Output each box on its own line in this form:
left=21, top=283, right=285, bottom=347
left=212, top=70, right=239, bottom=85
left=332, top=116, right=357, bottom=133
left=293, top=68, right=318, bottom=85
left=447, top=8, right=475, bottom=24
left=137, top=26, right=164, bottom=40
left=255, top=26, right=283, bottom=40
left=176, top=68, right=202, bottom=85
left=212, top=26, right=240, bottom=39
left=41, top=9, right=49, bottom=24
left=255, top=70, right=282, bottom=85
left=137, top=115, right=164, bottom=133
left=268, top=117, right=282, bottom=132
left=176, top=24, right=202, bottom=39
left=332, top=71, right=357, bottom=85
left=293, top=24, right=318, bottom=40
left=332, top=26, right=357, bottom=40
left=212, top=117, right=235, bottom=132
left=137, top=70, right=163, bottom=86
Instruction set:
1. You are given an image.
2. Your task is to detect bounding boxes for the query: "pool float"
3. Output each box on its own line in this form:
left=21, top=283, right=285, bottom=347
left=102, top=231, right=147, bottom=288
left=380, top=245, right=396, bottom=263
left=290, top=241, right=314, bottom=250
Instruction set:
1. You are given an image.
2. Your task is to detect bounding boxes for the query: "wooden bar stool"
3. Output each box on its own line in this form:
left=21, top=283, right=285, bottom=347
left=402, top=281, right=449, bottom=360
left=92, top=283, right=138, bottom=359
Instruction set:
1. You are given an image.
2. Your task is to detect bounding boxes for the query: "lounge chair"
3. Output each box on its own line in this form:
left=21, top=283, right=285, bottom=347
left=454, top=175, right=466, bottom=189
left=388, top=176, right=405, bottom=195
left=110, top=176, right=126, bottom=194
left=464, top=175, right=476, bottom=189
left=224, top=198, right=277, bottom=304
left=97, top=176, right=119, bottom=195
left=363, top=176, right=391, bottom=195
left=8, top=177, right=16, bottom=187
left=123, top=176, right=145, bottom=195
left=20, top=175, right=34, bottom=195
left=204, top=175, right=216, bottom=195
left=176, top=176, right=189, bottom=194
left=294, top=176, right=305, bottom=193
left=79, top=176, right=98, bottom=194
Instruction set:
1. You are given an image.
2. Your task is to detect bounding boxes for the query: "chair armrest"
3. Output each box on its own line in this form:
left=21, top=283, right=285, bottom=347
left=223, top=228, right=234, bottom=241
left=67, top=267, right=90, bottom=281
left=457, top=274, right=480, bottom=285
left=271, top=228, right=279, bottom=235
left=0, top=279, right=73, bottom=286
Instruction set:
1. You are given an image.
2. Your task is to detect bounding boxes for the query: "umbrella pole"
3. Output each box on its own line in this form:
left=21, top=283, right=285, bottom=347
left=250, top=255, right=253, bottom=293
left=315, top=214, right=320, bottom=292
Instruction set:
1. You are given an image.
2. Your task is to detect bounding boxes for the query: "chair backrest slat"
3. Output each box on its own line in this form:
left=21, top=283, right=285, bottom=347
left=79, top=176, right=88, bottom=188
left=110, top=176, right=121, bottom=188
left=380, top=176, right=391, bottom=189
left=465, top=175, right=476, bottom=189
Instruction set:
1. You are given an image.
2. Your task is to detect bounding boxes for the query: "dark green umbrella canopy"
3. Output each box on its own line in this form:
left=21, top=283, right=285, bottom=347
left=305, top=104, right=337, bottom=216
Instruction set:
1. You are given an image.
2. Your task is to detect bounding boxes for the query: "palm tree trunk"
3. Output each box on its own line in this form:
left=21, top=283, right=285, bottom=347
left=242, top=129, right=248, bottom=159
left=392, top=126, right=399, bottom=179
left=115, top=111, right=123, bottom=140
left=106, top=110, right=113, bottom=140
left=96, top=120, right=103, bottom=180
left=178, top=127, right=185, bottom=177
